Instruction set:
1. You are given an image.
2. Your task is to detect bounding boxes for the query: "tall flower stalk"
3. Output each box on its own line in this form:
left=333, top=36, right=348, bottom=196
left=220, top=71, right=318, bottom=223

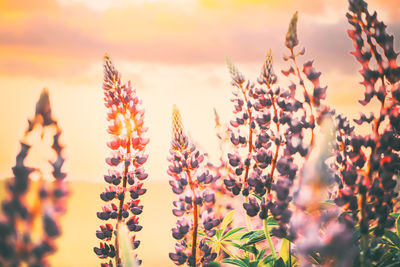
left=94, top=55, right=149, bottom=267
left=0, top=89, right=68, bottom=267
left=221, top=10, right=333, bottom=264
left=168, top=106, right=220, bottom=266
left=333, top=0, right=400, bottom=264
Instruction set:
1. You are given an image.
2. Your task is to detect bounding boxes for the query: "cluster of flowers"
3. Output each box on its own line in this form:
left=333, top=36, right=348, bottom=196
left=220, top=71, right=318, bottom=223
left=223, top=10, right=332, bottom=242
left=333, top=0, right=399, bottom=262
left=0, top=90, right=68, bottom=267
left=168, top=106, right=221, bottom=266
left=94, top=55, right=149, bottom=267
left=165, top=1, right=399, bottom=266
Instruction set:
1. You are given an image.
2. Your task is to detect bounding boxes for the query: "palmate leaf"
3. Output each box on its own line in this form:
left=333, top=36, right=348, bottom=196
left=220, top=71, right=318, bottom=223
left=384, top=230, right=400, bottom=248
left=241, top=230, right=261, bottom=240
left=242, top=230, right=266, bottom=246
left=223, top=256, right=260, bottom=267
left=222, top=258, right=249, bottom=267
left=209, top=211, right=246, bottom=259
left=236, top=216, right=275, bottom=244
left=377, top=249, right=400, bottom=267
left=231, top=242, right=259, bottom=254
left=222, top=227, right=246, bottom=241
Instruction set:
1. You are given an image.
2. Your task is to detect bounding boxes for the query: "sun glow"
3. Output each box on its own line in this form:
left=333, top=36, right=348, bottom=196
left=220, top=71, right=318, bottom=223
left=57, top=0, right=193, bottom=12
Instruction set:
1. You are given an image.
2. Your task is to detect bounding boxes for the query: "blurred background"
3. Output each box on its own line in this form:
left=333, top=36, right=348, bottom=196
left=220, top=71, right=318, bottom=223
left=0, top=0, right=399, bottom=266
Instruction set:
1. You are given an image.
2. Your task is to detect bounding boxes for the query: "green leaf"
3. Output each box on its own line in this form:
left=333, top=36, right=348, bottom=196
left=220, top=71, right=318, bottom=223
left=379, top=239, right=396, bottom=246
left=253, top=193, right=262, bottom=201
left=377, top=249, right=400, bottom=267
left=241, top=230, right=259, bottom=240
left=256, top=248, right=266, bottom=261
left=207, top=263, right=220, bottom=267
left=280, top=239, right=289, bottom=263
left=223, top=227, right=246, bottom=240
left=266, top=216, right=278, bottom=226
left=384, top=230, right=400, bottom=248
left=216, top=229, right=223, bottom=240
left=221, top=210, right=235, bottom=233
left=230, top=242, right=243, bottom=250
left=249, top=245, right=259, bottom=255
left=214, top=242, right=221, bottom=257
left=262, top=254, right=275, bottom=264
left=244, top=231, right=266, bottom=246
left=396, top=214, right=400, bottom=237
left=273, top=258, right=285, bottom=267
left=390, top=212, right=400, bottom=219
left=230, top=242, right=259, bottom=254
left=226, top=231, right=247, bottom=241
left=222, top=258, right=248, bottom=267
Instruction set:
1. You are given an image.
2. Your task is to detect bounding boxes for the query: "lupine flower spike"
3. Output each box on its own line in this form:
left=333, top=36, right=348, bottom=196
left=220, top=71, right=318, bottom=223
left=222, top=12, right=333, bottom=264
left=0, top=89, right=68, bottom=267
left=94, top=55, right=149, bottom=267
left=168, top=105, right=220, bottom=266
left=332, top=0, right=400, bottom=264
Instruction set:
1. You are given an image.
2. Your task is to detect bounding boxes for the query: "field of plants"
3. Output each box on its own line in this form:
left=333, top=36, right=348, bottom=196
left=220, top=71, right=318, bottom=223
left=0, top=0, right=399, bottom=266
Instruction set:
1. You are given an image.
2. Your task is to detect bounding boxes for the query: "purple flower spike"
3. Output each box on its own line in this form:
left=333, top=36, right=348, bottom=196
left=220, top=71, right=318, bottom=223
left=0, top=89, right=68, bottom=266
left=168, top=106, right=221, bottom=266
left=94, top=55, right=148, bottom=266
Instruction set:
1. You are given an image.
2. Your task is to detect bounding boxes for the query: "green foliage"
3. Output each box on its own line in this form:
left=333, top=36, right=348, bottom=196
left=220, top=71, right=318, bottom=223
left=372, top=213, right=400, bottom=267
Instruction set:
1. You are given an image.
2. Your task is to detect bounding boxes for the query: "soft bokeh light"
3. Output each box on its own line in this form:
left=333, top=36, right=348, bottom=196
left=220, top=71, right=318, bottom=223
left=0, top=0, right=398, bottom=181
left=0, top=0, right=399, bottom=265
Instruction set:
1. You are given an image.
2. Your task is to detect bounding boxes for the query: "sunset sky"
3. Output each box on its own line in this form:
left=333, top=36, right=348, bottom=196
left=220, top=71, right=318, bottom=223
left=0, top=0, right=399, bottom=183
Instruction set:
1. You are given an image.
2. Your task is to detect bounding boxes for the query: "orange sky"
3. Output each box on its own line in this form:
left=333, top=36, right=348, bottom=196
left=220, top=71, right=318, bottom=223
left=0, top=0, right=399, bottom=182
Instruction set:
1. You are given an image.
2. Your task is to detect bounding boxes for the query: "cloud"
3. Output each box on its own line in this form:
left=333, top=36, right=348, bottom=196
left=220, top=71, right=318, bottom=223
left=0, top=0, right=398, bottom=78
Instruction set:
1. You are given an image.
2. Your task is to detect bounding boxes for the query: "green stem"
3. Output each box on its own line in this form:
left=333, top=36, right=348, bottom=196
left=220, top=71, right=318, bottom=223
left=263, top=218, right=277, bottom=259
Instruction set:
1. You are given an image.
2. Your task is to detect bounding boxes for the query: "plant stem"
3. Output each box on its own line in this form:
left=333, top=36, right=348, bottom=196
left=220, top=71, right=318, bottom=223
left=237, top=83, right=253, bottom=184
left=289, top=48, right=315, bottom=150
left=186, top=170, right=198, bottom=266
left=263, top=217, right=277, bottom=259
left=268, top=93, right=280, bottom=193
left=115, top=135, right=131, bottom=266
left=192, top=200, right=199, bottom=266
left=360, top=192, right=369, bottom=267
left=360, top=101, right=384, bottom=266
